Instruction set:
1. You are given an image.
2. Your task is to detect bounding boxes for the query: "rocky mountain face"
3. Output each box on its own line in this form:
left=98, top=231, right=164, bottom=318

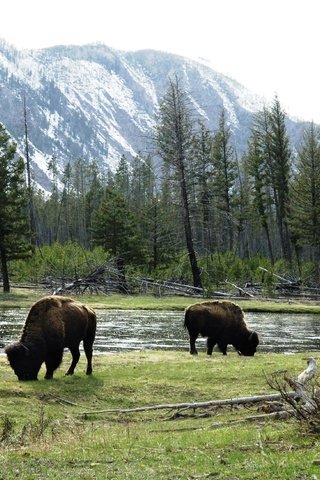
left=0, top=40, right=306, bottom=191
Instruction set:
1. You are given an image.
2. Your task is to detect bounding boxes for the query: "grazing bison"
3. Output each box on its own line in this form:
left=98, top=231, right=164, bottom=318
left=184, top=300, right=259, bottom=356
left=5, top=296, right=96, bottom=381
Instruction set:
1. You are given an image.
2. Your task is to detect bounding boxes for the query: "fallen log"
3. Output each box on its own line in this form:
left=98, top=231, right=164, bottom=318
left=225, top=280, right=254, bottom=297
left=153, top=410, right=294, bottom=433
left=79, top=392, right=295, bottom=416
left=211, top=410, right=292, bottom=429
left=265, top=358, right=319, bottom=426
left=258, top=267, right=296, bottom=285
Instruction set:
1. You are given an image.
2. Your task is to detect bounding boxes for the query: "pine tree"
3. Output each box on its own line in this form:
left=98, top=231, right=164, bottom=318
left=244, top=126, right=274, bottom=263
left=268, top=97, right=293, bottom=264
left=60, top=162, right=73, bottom=243
left=85, top=161, right=104, bottom=246
left=290, top=122, right=320, bottom=280
left=191, top=121, right=215, bottom=255
left=130, top=154, right=160, bottom=270
left=155, top=76, right=202, bottom=288
left=211, top=108, right=238, bottom=251
left=114, top=155, right=130, bottom=203
left=72, top=158, right=88, bottom=246
left=155, top=163, right=184, bottom=269
left=0, top=124, right=31, bottom=292
left=91, top=187, right=144, bottom=264
left=46, top=155, right=61, bottom=244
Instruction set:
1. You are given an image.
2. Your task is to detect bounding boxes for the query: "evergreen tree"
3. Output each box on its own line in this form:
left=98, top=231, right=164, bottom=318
left=268, top=97, right=293, bottom=264
left=45, top=155, right=61, bottom=244
left=32, top=188, right=50, bottom=245
left=211, top=108, right=238, bottom=251
left=155, top=162, right=184, bottom=269
left=0, top=124, right=31, bottom=292
left=91, top=187, right=144, bottom=264
left=290, top=122, right=320, bottom=279
left=130, top=154, right=161, bottom=270
left=60, top=162, right=73, bottom=243
left=72, top=158, right=88, bottom=246
left=85, top=161, right=104, bottom=246
left=191, top=121, right=215, bottom=255
left=114, top=155, right=130, bottom=203
left=244, top=126, right=274, bottom=263
left=155, top=76, right=202, bottom=288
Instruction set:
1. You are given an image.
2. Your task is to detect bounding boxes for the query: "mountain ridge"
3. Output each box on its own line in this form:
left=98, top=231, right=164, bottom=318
left=0, top=39, right=307, bottom=191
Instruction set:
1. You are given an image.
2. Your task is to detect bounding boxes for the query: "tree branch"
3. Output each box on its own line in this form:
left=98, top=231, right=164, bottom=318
left=80, top=392, right=295, bottom=416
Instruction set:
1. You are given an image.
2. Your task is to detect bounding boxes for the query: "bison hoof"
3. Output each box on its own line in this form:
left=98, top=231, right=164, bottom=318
left=65, top=371, right=74, bottom=376
left=45, top=374, right=53, bottom=380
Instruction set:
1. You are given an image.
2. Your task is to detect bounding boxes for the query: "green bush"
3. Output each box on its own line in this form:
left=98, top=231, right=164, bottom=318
left=9, top=243, right=312, bottom=296
left=10, top=242, right=108, bottom=283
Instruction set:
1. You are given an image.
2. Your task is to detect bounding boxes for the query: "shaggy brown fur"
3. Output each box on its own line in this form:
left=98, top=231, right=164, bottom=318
left=184, top=300, right=259, bottom=356
left=5, top=296, right=96, bottom=381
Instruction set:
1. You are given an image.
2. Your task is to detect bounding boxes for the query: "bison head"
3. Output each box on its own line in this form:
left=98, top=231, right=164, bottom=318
left=5, top=342, right=43, bottom=381
left=237, top=331, right=259, bottom=356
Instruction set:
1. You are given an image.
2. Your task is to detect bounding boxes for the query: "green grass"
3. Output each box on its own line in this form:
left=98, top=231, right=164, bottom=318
left=2, top=288, right=320, bottom=313
left=0, top=351, right=319, bottom=479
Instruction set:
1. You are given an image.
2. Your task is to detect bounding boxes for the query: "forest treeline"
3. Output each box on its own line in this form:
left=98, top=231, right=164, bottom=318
left=1, top=77, right=320, bottom=293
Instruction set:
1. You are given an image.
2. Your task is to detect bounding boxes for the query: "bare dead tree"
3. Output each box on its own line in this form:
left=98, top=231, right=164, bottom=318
left=265, top=358, right=320, bottom=432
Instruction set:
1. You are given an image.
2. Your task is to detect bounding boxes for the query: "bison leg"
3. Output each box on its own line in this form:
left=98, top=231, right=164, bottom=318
left=217, top=342, right=228, bottom=355
left=189, top=335, right=198, bottom=355
left=45, top=349, right=64, bottom=379
left=207, top=337, right=217, bottom=355
left=83, top=338, right=94, bottom=375
left=66, top=346, right=80, bottom=375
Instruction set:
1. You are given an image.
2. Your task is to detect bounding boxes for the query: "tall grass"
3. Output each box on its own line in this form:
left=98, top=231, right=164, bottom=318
left=0, top=351, right=319, bottom=479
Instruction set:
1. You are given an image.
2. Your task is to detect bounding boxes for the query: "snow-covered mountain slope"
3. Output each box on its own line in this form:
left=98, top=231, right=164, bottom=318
left=0, top=40, right=306, bottom=191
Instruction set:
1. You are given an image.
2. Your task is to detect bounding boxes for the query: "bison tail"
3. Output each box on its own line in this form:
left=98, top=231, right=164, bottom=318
left=84, top=306, right=97, bottom=338
left=183, top=307, right=191, bottom=330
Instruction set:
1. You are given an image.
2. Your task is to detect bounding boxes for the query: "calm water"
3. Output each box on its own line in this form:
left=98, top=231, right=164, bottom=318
left=0, top=308, right=320, bottom=354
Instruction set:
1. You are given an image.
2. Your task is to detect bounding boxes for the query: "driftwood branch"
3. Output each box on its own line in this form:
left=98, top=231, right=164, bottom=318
left=211, top=410, right=292, bottom=429
left=265, top=358, right=319, bottom=428
left=297, top=357, right=317, bottom=385
left=80, top=393, right=295, bottom=417
left=225, top=280, right=254, bottom=297
left=258, top=267, right=295, bottom=284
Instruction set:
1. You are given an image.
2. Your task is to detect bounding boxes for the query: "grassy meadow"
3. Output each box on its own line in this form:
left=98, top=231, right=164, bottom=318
left=2, top=287, right=320, bottom=313
left=0, top=350, right=319, bottom=479
left=0, top=289, right=320, bottom=478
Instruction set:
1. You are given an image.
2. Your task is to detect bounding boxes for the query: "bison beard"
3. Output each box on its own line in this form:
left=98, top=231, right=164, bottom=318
left=5, top=296, right=96, bottom=381
left=184, top=300, right=259, bottom=356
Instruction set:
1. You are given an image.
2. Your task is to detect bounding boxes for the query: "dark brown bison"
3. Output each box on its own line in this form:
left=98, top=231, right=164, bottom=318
left=5, top=296, right=96, bottom=381
left=184, top=300, right=259, bottom=356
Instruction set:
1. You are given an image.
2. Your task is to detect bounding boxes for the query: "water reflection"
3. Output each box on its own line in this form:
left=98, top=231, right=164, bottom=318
left=0, top=309, right=320, bottom=354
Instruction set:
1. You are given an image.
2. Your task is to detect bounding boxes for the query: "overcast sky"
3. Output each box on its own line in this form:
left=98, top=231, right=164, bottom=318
left=1, top=0, right=319, bottom=122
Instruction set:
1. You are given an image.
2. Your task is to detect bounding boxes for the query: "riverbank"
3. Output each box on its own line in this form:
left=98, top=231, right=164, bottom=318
left=1, top=287, right=320, bottom=313
left=0, top=350, right=319, bottom=479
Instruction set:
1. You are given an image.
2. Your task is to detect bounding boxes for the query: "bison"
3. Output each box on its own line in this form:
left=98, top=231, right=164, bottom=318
left=5, top=295, right=96, bottom=381
left=184, top=300, right=259, bottom=356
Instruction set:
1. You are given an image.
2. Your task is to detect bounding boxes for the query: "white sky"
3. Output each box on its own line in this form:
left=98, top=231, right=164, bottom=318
left=1, top=0, right=320, bottom=122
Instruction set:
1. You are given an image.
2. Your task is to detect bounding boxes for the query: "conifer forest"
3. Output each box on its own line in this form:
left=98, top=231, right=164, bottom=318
left=1, top=78, right=320, bottom=294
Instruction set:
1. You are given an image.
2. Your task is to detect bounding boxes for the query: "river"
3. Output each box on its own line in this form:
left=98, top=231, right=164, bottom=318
left=1, top=309, right=320, bottom=354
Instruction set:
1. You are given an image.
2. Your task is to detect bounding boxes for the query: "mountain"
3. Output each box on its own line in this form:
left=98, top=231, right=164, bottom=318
left=0, top=40, right=307, bottom=191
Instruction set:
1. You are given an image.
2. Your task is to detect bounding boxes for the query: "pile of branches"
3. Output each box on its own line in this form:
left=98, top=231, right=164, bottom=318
left=45, top=258, right=205, bottom=297
left=265, top=357, right=320, bottom=433
left=233, top=267, right=320, bottom=300
left=50, top=261, right=129, bottom=295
